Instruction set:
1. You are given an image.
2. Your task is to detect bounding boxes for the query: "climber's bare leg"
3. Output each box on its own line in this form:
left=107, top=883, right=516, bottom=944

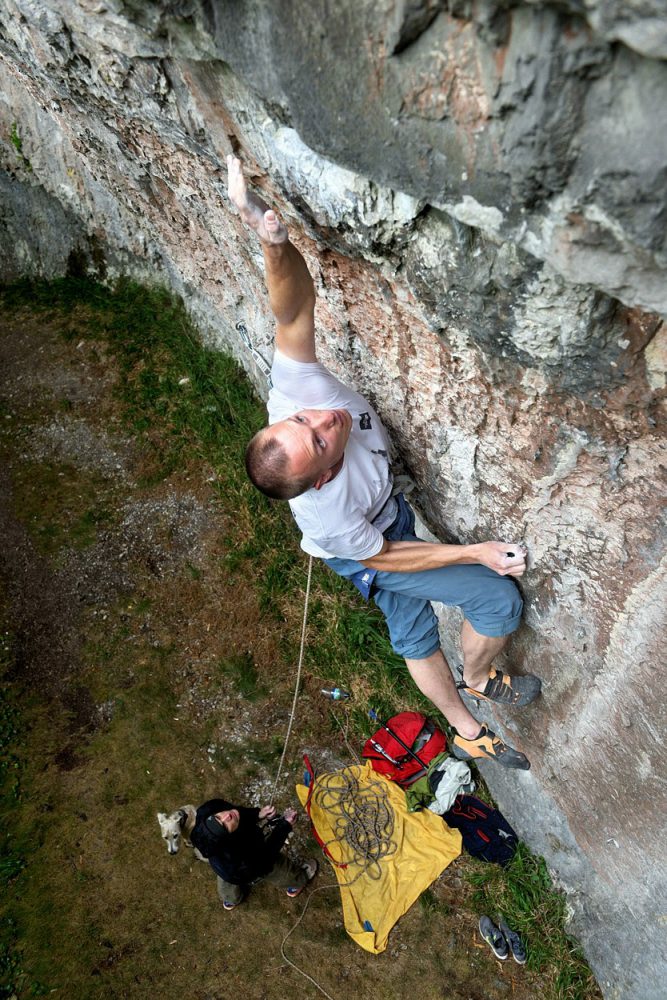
left=404, top=649, right=480, bottom=739
left=405, top=646, right=531, bottom=767
left=227, top=155, right=315, bottom=358
left=459, top=619, right=541, bottom=708
left=461, top=621, right=509, bottom=691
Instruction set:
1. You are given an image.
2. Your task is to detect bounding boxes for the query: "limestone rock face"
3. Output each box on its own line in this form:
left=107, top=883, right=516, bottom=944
left=0, top=3, right=665, bottom=997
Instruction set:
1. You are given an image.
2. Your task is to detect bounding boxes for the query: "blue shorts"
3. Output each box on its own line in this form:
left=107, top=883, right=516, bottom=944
left=325, top=494, right=523, bottom=660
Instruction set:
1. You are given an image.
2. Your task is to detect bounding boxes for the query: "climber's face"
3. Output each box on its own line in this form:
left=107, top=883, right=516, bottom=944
left=269, top=407, right=352, bottom=489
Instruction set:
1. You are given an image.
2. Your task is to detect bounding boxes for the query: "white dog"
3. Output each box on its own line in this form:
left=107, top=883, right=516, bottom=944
left=157, top=805, right=205, bottom=860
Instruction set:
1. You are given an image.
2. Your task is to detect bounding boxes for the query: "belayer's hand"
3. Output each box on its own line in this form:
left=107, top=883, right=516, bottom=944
left=476, top=541, right=527, bottom=577
left=259, top=805, right=276, bottom=820
left=283, top=807, right=298, bottom=826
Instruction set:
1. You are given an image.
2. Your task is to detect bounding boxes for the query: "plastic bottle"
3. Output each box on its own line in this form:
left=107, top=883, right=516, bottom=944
left=321, top=687, right=351, bottom=701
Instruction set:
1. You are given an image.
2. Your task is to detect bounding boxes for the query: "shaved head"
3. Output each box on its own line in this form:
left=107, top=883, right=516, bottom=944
left=245, top=426, right=315, bottom=500
left=246, top=409, right=352, bottom=500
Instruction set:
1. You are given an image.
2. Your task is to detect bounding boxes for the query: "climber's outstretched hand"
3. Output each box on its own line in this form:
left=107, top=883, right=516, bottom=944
left=226, top=154, right=288, bottom=245
left=476, top=541, right=527, bottom=577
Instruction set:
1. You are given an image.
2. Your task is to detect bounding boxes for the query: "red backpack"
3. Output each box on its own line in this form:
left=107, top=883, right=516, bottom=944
left=362, top=711, right=447, bottom=788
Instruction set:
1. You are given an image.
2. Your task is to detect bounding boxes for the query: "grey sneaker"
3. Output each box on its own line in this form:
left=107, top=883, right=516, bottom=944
left=479, top=915, right=509, bottom=960
left=286, top=859, right=318, bottom=898
left=498, top=916, right=527, bottom=964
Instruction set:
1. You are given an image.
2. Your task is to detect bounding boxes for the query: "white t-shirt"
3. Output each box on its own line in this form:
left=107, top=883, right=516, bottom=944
left=267, top=350, right=396, bottom=560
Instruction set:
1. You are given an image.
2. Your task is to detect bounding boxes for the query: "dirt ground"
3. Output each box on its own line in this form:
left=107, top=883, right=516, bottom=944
left=0, top=299, right=592, bottom=1000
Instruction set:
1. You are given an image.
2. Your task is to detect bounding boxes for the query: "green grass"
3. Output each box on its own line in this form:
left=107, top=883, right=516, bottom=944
left=0, top=277, right=415, bottom=725
left=418, top=886, right=451, bottom=919
left=0, top=633, right=22, bottom=802
left=0, top=277, right=264, bottom=488
left=9, top=122, right=31, bottom=172
left=465, top=843, right=598, bottom=998
left=0, top=626, right=48, bottom=999
left=9, top=460, right=114, bottom=555
left=217, top=651, right=267, bottom=701
left=0, top=852, right=25, bottom=886
left=9, top=122, right=22, bottom=154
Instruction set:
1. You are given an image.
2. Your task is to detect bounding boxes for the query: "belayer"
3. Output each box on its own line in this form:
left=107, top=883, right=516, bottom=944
left=228, top=156, right=541, bottom=770
left=190, top=798, right=318, bottom=910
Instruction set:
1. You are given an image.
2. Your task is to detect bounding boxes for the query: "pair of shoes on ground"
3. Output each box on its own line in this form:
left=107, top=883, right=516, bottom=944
left=286, top=858, right=318, bottom=898
left=479, top=915, right=527, bottom=964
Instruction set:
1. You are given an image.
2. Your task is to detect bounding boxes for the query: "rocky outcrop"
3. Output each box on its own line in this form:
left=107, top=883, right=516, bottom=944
left=0, top=3, right=665, bottom=997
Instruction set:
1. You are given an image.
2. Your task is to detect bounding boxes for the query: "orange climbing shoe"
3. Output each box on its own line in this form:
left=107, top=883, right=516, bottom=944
left=457, top=667, right=541, bottom=707
left=452, top=724, right=530, bottom=770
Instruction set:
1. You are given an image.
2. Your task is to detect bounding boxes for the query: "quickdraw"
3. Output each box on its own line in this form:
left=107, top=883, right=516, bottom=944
left=236, top=321, right=273, bottom=387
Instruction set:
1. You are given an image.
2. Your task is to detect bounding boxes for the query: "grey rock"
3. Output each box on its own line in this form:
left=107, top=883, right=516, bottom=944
left=0, top=170, right=90, bottom=281
left=522, top=0, right=667, bottom=59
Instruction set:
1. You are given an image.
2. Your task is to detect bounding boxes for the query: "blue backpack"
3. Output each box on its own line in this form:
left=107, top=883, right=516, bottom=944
left=443, top=794, right=518, bottom=866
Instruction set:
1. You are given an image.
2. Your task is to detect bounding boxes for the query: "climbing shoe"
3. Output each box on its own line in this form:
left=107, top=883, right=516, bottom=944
left=498, top=916, right=527, bottom=964
left=457, top=666, right=541, bottom=707
left=479, top=915, right=509, bottom=960
left=222, top=899, right=241, bottom=911
left=452, top=724, right=530, bottom=770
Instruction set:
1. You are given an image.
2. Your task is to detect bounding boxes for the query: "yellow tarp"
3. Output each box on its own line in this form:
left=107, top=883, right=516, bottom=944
left=296, top=761, right=462, bottom=954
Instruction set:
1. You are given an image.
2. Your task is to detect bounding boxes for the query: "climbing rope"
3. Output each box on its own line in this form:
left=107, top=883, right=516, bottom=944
left=270, top=555, right=313, bottom=806
left=236, top=329, right=340, bottom=995
left=238, top=319, right=396, bottom=997
left=328, top=707, right=361, bottom=765
left=312, top=769, right=397, bottom=880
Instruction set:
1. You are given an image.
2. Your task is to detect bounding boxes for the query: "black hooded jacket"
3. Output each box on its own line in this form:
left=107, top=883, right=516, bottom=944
left=190, top=798, right=292, bottom=885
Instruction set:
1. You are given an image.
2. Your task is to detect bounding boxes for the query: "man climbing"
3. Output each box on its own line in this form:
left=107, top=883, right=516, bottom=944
left=228, top=155, right=541, bottom=770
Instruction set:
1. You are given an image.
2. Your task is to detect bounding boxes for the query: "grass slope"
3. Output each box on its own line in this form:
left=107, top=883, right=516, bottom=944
left=0, top=277, right=600, bottom=1000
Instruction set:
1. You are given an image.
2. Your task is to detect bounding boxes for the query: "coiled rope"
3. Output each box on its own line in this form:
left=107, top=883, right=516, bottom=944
left=313, top=769, right=398, bottom=880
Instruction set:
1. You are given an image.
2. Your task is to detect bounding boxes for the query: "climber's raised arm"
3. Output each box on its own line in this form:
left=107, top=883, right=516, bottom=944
left=227, top=155, right=316, bottom=363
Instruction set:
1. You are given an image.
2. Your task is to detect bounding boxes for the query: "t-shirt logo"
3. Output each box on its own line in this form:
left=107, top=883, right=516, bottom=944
left=359, top=412, right=372, bottom=430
